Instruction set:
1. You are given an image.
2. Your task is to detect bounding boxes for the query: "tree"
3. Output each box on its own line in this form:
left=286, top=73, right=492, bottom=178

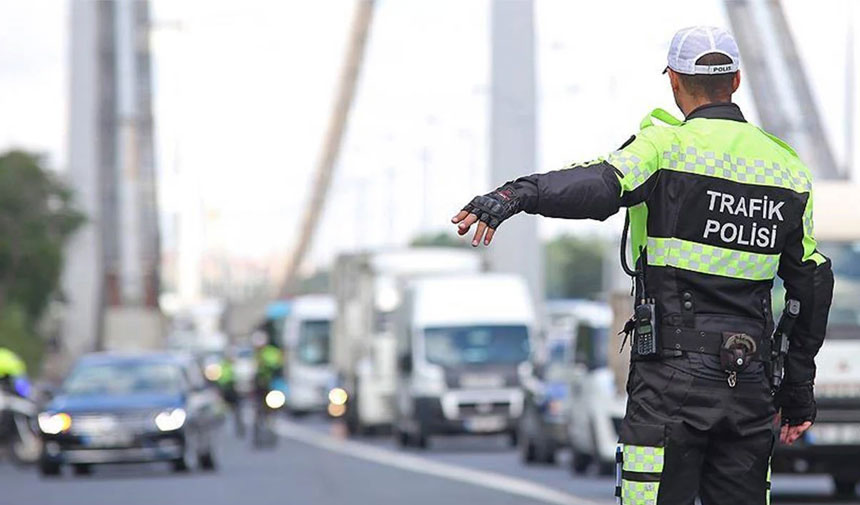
left=0, top=151, right=84, bottom=373
left=544, top=234, right=607, bottom=299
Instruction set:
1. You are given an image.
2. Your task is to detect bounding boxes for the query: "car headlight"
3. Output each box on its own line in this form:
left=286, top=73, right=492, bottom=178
left=154, top=408, right=187, bottom=432
left=204, top=363, right=222, bottom=382
left=328, top=387, right=348, bottom=406
left=38, top=412, right=72, bottom=435
left=265, top=390, right=286, bottom=409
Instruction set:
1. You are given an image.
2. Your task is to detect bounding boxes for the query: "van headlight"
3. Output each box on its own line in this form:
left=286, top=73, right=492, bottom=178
left=412, top=364, right=446, bottom=396
left=265, top=390, right=286, bottom=409
left=154, top=408, right=187, bottom=432
left=328, top=387, right=348, bottom=406
left=38, top=412, right=72, bottom=435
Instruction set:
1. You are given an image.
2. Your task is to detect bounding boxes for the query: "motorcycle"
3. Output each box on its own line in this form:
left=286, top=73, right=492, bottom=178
left=252, top=377, right=287, bottom=449
left=0, top=379, right=41, bottom=465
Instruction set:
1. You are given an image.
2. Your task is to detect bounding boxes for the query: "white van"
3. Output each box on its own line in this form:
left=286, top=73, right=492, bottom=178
left=565, top=302, right=624, bottom=475
left=332, top=248, right=484, bottom=434
left=282, top=295, right=336, bottom=415
left=393, top=274, right=533, bottom=448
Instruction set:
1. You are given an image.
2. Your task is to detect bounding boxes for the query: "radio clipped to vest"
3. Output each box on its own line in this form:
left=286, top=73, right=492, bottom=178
left=618, top=213, right=661, bottom=360
left=632, top=300, right=660, bottom=359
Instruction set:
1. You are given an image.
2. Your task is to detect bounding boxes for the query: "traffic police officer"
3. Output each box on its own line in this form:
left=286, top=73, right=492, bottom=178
left=452, top=26, right=834, bottom=505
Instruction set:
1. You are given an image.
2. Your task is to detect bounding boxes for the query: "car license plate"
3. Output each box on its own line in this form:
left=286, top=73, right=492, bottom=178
left=465, top=416, right=505, bottom=433
left=85, top=430, right=133, bottom=448
left=807, top=424, right=860, bottom=445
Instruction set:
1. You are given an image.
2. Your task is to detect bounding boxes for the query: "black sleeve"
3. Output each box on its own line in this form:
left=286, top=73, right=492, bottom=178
left=508, top=161, right=624, bottom=221
left=777, top=213, right=834, bottom=386
left=503, top=133, right=661, bottom=221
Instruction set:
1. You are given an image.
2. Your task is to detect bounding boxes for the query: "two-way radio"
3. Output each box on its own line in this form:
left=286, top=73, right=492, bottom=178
left=619, top=212, right=661, bottom=359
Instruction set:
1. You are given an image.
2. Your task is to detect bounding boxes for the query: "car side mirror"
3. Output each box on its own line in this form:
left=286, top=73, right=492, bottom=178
left=398, top=354, right=413, bottom=373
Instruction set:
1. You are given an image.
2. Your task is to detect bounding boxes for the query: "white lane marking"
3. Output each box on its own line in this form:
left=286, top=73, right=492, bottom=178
left=275, top=420, right=605, bottom=505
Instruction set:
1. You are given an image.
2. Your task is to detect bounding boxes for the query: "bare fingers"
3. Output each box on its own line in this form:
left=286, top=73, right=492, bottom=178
left=780, top=421, right=812, bottom=445
left=451, top=210, right=469, bottom=224
left=484, top=227, right=495, bottom=245
left=457, top=213, right=479, bottom=235
left=472, top=221, right=487, bottom=246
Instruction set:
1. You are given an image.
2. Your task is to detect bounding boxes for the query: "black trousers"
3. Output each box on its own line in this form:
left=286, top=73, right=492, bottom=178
left=617, top=359, right=777, bottom=505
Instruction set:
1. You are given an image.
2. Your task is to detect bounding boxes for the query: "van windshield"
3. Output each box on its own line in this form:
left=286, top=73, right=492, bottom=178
left=297, top=320, right=331, bottom=365
left=824, top=241, right=860, bottom=339
left=423, top=325, right=530, bottom=367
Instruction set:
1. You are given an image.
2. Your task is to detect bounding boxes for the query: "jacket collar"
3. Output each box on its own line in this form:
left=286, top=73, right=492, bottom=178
left=685, top=102, right=746, bottom=123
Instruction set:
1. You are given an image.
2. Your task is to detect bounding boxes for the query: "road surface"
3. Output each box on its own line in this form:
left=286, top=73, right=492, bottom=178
left=0, top=415, right=853, bottom=505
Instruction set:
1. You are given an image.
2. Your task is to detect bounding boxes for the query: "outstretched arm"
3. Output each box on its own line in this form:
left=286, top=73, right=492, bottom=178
left=452, top=134, right=661, bottom=246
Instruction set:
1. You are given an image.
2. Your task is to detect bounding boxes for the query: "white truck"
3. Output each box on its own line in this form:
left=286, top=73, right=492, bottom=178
left=771, top=182, right=860, bottom=496
left=332, top=248, right=483, bottom=435
left=392, top=273, right=534, bottom=448
left=281, top=295, right=336, bottom=415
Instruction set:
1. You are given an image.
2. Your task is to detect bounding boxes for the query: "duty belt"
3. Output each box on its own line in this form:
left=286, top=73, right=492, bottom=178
left=660, top=326, right=772, bottom=362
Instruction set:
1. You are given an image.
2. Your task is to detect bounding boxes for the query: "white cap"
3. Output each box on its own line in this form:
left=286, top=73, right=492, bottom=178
left=666, top=26, right=740, bottom=75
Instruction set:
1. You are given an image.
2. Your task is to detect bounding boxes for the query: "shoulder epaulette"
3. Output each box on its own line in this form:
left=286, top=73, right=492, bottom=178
left=639, top=108, right=683, bottom=130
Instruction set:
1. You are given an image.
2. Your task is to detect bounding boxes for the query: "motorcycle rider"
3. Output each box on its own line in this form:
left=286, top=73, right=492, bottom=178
left=0, top=348, right=29, bottom=398
left=0, top=347, right=38, bottom=463
left=217, top=350, right=244, bottom=437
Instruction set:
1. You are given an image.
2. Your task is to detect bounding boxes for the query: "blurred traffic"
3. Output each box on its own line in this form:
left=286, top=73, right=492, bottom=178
left=1, top=1, right=859, bottom=504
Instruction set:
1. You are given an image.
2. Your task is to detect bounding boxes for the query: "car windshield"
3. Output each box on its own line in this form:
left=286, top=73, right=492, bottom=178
left=423, top=325, right=530, bottom=367
left=63, top=361, right=186, bottom=396
left=297, top=320, right=331, bottom=365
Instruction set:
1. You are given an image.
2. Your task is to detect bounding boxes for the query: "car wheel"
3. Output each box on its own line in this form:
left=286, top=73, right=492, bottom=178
left=520, top=440, right=536, bottom=464
left=520, top=436, right=536, bottom=464
left=570, top=447, right=592, bottom=475
left=39, top=460, right=61, bottom=477
left=345, top=397, right=362, bottom=436
left=597, top=460, right=615, bottom=476
left=171, top=457, right=189, bottom=472
left=198, top=450, right=216, bottom=471
left=833, top=477, right=858, bottom=497
left=538, top=439, right=557, bottom=465
left=518, top=416, right=536, bottom=463
left=591, top=423, right=613, bottom=476
left=414, top=429, right=429, bottom=450
left=545, top=446, right=557, bottom=465
left=73, top=463, right=92, bottom=476
left=394, top=426, right=410, bottom=448
left=172, top=440, right=194, bottom=472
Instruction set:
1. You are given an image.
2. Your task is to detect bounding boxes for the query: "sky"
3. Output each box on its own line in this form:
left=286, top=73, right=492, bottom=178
left=0, top=0, right=858, bottom=285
